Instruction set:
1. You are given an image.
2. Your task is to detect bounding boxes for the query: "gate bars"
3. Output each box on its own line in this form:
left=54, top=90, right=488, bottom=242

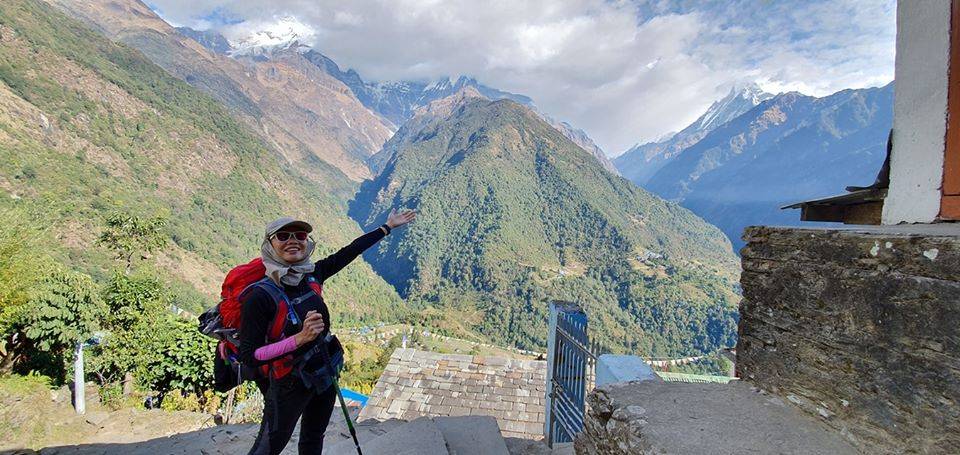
left=544, top=301, right=603, bottom=446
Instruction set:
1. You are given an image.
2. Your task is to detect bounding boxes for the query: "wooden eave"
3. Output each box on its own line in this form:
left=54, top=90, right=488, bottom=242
left=782, top=188, right=886, bottom=225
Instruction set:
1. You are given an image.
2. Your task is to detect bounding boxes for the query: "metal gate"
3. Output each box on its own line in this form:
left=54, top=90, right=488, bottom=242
left=545, top=301, right=600, bottom=446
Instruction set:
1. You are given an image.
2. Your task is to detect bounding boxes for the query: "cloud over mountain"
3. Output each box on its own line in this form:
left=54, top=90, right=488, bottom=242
left=147, top=0, right=895, bottom=154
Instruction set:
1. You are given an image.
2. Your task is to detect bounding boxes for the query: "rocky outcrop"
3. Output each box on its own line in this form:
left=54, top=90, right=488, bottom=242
left=738, top=225, right=960, bottom=453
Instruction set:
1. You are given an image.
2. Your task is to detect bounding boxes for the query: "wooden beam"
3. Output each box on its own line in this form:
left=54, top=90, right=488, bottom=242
left=800, top=202, right=883, bottom=225
left=841, top=202, right=884, bottom=225
left=942, top=0, right=960, bottom=218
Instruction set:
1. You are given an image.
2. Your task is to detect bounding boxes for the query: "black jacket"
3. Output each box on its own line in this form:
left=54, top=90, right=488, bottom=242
left=238, top=228, right=386, bottom=366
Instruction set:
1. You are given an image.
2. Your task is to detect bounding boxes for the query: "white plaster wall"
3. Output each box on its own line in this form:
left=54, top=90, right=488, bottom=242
left=882, top=0, right=951, bottom=224
left=595, top=354, right=659, bottom=386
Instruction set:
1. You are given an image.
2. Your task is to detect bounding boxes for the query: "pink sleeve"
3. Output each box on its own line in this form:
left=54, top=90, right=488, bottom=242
left=254, top=336, right=298, bottom=361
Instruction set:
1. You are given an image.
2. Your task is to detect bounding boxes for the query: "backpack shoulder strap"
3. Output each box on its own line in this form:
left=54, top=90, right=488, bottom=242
left=246, top=277, right=284, bottom=303
left=305, top=275, right=323, bottom=298
left=246, top=278, right=298, bottom=342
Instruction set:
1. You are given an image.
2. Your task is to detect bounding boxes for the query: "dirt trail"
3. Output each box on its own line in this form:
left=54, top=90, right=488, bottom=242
left=2, top=379, right=215, bottom=453
left=1, top=377, right=364, bottom=455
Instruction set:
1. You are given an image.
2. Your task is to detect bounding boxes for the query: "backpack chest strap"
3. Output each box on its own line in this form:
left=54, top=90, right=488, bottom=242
left=253, top=277, right=323, bottom=342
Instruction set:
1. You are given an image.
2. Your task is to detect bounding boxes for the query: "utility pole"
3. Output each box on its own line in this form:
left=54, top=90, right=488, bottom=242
left=74, top=341, right=85, bottom=415
left=74, top=334, right=103, bottom=415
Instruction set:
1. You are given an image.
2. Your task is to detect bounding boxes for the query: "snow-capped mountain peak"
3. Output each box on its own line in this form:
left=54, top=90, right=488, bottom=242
left=613, top=82, right=775, bottom=185
left=694, top=83, right=775, bottom=132
left=226, top=16, right=315, bottom=57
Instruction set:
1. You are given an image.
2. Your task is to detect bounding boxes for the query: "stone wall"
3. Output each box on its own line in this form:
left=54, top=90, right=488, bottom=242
left=738, top=225, right=960, bottom=453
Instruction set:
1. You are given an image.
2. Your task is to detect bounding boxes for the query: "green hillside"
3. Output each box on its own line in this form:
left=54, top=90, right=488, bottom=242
left=352, top=96, right=740, bottom=356
left=0, top=0, right=403, bottom=324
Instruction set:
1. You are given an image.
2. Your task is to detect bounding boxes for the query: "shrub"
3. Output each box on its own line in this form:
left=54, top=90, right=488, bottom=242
left=159, top=389, right=201, bottom=412
left=0, top=207, right=46, bottom=341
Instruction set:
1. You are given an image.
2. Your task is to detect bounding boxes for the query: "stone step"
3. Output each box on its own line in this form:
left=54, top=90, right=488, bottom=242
left=434, top=416, right=509, bottom=455
left=328, top=415, right=510, bottom=455
left=326, top=416, right=449, bottom=455
left=322, top=415, right=406, bottom=450
left=504, top=439, right=573, bottom=455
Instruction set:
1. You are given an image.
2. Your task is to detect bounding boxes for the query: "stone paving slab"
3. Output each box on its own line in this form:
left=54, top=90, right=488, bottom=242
left=434, top=415, right=509, bottom=455
left=576, top=381, right=861, bottom=455
left=328, top=416, right=448, bottom=455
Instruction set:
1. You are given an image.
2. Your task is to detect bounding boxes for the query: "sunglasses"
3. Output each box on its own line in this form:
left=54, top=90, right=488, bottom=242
left=272, top=231, right=308, bottom=242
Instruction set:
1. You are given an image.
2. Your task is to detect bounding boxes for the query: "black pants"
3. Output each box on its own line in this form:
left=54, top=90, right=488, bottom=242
left=248, top=376, right=337, bottom=455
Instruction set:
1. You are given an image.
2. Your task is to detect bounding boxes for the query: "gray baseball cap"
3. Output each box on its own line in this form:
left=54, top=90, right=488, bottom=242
left=265, top=217, right=313, bottom=238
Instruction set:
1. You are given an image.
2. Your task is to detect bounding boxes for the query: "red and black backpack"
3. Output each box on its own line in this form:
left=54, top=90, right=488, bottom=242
left=198, top=258, right=323, bottom=392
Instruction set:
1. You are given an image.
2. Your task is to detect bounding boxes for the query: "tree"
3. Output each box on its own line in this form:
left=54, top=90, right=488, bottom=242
left=0, top=207, right=46, bottom=373
left=89, top=272, right=168, bottom=386
left=89, top=272, right=214, bottom=397
left=97, top=212, right=168, bottom=274
left=21, top=267, right=105, bottom=381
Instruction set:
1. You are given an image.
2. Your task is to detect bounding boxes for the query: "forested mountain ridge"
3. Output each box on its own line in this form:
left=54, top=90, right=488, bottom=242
left=364, top=86, right=487, bottom=176
left=297, top=49, right=619, bottom=175
left=646, top=83, right=894, bottom=248
left=0, top=0, right=404, bottom=323
left=351, top=90, right=740, bottom=355
left=46, top=0, right=394, bottom=181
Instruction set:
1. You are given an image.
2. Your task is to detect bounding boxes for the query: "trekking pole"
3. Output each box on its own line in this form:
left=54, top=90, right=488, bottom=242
left=319, top=334, right=363, bottom=455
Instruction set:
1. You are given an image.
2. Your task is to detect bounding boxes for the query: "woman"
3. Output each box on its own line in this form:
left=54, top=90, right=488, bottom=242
left=240, top=208, right=416, bottom=454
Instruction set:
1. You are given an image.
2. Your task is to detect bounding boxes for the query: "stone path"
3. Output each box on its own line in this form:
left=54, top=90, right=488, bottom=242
left=577, top=380, right=861, bottom=454
left=34, top=405, right=363, bottom=455
left=30, top=407, right=541, bottom=455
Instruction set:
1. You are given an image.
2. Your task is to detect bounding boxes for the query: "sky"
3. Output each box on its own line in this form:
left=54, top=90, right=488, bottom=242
left=147, top=0, right=897, bottom=156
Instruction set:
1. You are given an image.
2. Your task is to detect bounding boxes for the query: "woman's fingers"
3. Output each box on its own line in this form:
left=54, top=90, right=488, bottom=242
left=304, top=318, right=325, bottom=334
left=389, top=209, right=417, bottom=227
left=301, top=310, right=325, bottom=338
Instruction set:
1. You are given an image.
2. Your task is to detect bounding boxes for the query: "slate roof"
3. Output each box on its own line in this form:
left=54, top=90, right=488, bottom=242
left=358, top=348, right=547, bottom=440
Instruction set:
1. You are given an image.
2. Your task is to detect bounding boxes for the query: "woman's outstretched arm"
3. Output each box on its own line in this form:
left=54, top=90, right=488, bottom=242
left=314, top=209, right=417, bottom=282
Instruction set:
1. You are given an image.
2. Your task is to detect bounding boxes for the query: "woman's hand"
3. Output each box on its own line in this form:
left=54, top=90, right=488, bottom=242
left=386, top=208, right=417, bottom=229
left=295, top=310, right=325, bottom=347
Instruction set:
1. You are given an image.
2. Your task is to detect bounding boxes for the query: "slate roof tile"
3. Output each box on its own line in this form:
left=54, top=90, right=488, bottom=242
left=358, top=348, right=547, bottom=439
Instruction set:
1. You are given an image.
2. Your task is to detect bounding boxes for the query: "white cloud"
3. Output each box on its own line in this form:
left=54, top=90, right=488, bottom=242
left=220, top=15, right=316, bottom=53
left=147, top=0, right=896, bottom=155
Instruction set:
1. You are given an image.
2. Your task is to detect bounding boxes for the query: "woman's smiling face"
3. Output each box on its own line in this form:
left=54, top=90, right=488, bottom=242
left=270, top=229, right=309, bottom=263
